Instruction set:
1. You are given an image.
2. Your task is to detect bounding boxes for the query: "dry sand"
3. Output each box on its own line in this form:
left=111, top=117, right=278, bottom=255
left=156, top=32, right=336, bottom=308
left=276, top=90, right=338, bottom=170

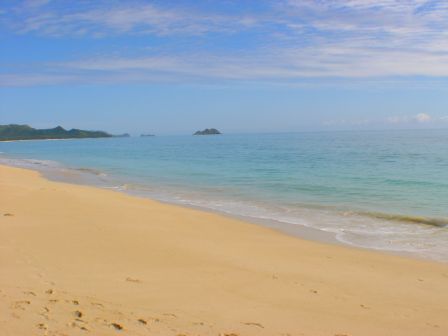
left=1, top=163, right=448, bottom=336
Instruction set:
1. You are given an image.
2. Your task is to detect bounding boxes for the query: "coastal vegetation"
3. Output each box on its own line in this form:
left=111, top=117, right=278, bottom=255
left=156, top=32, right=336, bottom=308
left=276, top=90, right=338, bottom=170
left=0, top=124, right=113, bottom=141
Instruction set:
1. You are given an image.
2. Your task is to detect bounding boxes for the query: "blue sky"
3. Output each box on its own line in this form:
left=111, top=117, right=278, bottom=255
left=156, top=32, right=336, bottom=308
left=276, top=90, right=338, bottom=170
left=1, top=0, right=448, bottom=134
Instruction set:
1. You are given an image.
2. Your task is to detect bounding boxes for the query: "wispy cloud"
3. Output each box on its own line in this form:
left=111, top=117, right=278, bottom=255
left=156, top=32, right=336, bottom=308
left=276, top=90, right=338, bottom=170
left=1, top=0, right=448, bottom=86
left=3, top=1, right=259, bottom=37
left=22, top=0, right=52, bottom=9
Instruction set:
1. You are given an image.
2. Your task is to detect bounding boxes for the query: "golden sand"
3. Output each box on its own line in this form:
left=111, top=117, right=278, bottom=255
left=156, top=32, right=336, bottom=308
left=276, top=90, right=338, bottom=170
left=1, top=164, right=447, bottom=335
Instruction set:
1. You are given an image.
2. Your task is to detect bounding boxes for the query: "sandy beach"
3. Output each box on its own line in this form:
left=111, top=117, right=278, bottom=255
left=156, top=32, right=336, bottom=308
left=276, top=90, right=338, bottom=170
left=1, top=163, right=448, bottom=336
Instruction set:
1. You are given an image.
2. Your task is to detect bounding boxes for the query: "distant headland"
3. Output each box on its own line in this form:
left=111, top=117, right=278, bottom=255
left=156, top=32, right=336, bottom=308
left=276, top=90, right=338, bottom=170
left=0, top=124, right=114, bottom=141
left=193, top=128, right=221, bottom=135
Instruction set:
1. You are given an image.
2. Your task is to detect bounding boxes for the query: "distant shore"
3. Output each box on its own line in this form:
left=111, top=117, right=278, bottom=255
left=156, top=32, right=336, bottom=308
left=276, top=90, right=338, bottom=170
left=1, top=163, right=448, bottom=335
left=0, top=137, right=95, bottom=143
left=0, top=124, right=114, bottom=142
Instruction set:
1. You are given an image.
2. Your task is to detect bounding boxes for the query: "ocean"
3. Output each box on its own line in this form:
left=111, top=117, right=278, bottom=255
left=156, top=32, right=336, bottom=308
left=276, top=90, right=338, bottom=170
left=1, top=129, right=447, bottom=261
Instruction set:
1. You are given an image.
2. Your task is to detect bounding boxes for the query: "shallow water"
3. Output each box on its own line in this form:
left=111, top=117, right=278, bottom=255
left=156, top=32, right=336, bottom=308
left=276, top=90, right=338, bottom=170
left=1, top=130, right=447, bottom=261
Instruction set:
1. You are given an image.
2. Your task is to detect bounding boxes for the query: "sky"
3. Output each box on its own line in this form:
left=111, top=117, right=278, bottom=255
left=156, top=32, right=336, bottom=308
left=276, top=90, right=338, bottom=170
left=1, top=0, right=448, bottom=135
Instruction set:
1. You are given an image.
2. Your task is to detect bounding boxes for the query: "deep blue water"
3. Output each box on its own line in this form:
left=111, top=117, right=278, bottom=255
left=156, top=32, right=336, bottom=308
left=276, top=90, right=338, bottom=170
left=1, top=130, right=447, bottom=261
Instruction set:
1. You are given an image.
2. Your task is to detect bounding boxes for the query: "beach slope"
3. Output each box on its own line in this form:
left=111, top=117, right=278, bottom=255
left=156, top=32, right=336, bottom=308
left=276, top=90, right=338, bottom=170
left=1, top=164, right=447, bottom=336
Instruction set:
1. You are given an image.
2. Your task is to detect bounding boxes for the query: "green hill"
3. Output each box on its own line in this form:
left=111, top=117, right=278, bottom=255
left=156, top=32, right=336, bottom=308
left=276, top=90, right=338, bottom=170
left=0, top=124, right=113, bottom=141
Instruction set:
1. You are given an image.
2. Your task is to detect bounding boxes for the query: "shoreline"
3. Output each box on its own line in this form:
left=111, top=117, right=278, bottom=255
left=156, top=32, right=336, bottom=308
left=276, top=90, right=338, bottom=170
left=0, top=156, right=436, bottom=262
left=39, top=164, right=344, bottom=246
left=1, top=163, right=448, bottom=335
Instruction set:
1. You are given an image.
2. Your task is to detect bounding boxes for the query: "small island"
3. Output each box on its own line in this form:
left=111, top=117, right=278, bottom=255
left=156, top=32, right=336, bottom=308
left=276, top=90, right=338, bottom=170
left=114, top=133, right=130, bottom=138
left=0, top=124, right=113, bottom=141
left=193, top=128, right=222, bottom=135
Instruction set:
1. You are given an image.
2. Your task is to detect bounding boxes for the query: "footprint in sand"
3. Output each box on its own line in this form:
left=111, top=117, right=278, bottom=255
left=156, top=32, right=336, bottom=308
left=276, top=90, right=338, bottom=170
left=426, top=322, right=440, bottom=328
left=243, top=322, right=264, bottom=328
left=74, top=310, right=83, bottom=318
left=91, top=302, right=104, bottom=311
left=3, top=213, right=14, bottom=217
left=12, top=300, right=31, bottom=310
left=71, top=321, right=88, bottom=331
left=125, top=277, right=141, bottom=283
left=163, top=313, right=177, bottom=318
left=110, top=322, right=124, bottom=330
left=23, top=291, right=36, bottom=296
left=193, top=322, right=205, bottom=326
left=39, top=306, right=50, bottom=320
left=137, top=318, right=147, bottom=325
left=36, top=323, right=47, bottom=330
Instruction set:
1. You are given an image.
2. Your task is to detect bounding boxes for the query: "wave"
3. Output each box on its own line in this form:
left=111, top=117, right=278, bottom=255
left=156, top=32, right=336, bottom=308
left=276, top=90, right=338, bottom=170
left=359, top=211, right=448, bottom=228
left=0, top=156, right=62, bottom=168
left=74, top=167, right=107, bottom=177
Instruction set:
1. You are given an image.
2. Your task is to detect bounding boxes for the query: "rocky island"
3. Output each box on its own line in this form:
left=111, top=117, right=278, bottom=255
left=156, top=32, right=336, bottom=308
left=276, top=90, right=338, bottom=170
left=0, top=124, right=113, bottom=141
left=193, top=128, right=221, bottom=135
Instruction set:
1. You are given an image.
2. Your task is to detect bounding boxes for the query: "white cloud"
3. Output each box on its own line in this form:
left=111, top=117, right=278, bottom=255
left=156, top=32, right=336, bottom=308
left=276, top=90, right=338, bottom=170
left=386, top=113, right=439, bottom=125
left=414, top=113, right=432, bottom=122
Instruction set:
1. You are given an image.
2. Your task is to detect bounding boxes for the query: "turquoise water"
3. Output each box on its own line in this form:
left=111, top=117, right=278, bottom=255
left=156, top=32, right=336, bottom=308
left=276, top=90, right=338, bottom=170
left=1, top=130, right=447, bottom=261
